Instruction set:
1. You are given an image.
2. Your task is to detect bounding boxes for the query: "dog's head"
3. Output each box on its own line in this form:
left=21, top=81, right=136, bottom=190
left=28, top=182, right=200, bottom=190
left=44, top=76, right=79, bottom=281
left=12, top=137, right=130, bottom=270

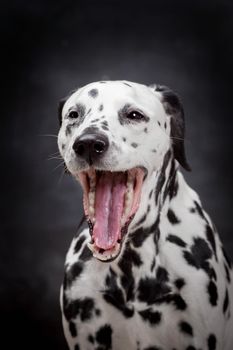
left=58, top=81, right=190, bottom=261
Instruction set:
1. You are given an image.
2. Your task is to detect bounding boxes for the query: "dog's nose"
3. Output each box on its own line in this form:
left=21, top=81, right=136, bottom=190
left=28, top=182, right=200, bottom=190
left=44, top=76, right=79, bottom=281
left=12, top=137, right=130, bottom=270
left=73, top=133, right=109, bottom=164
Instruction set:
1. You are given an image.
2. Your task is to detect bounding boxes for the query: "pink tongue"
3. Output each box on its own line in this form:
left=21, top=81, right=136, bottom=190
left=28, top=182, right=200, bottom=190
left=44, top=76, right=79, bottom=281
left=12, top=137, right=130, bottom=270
left=93, top=172, right=127, bottom=250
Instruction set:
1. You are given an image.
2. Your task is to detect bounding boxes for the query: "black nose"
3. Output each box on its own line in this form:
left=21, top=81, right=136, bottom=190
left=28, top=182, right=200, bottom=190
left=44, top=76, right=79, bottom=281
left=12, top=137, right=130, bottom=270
left=73, top=133, right=109, bottom=164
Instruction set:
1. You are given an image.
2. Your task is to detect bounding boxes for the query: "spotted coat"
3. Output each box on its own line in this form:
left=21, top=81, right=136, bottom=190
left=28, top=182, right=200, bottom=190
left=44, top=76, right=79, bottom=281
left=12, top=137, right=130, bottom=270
left=58, top=81, right=233, bottom=350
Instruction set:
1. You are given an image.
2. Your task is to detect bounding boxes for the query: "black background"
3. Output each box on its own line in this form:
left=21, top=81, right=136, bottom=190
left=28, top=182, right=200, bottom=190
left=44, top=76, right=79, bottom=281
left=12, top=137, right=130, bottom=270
left=2, top=1, right=233, bottom=349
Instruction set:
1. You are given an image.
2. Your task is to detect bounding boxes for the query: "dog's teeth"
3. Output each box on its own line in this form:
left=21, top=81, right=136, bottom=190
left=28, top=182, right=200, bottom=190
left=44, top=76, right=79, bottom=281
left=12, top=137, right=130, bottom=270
left=127, top=172, right=134, bottom=184
left=89, top=169, right=96, bottom=189
left=87, top=242, right=95, bottom=252
left=89, top=206, right=95, bottom=215
left=121, top=178, right=134, bottom=225
left=89, top=191, right=95, bottom=206
left=88, top=171, right=96, bottom=218
left=92, top=243, right=121, bottom=261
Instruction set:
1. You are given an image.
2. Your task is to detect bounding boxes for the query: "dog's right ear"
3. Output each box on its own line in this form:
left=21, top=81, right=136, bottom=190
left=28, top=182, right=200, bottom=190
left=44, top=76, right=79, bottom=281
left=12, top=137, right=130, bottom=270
left=58, top=98, right=67, bottom=127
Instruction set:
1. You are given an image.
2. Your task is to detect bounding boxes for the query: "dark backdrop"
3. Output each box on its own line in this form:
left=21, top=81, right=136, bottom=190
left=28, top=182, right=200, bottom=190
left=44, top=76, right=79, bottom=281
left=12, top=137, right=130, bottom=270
left=2, top=1, right=233, bottom=349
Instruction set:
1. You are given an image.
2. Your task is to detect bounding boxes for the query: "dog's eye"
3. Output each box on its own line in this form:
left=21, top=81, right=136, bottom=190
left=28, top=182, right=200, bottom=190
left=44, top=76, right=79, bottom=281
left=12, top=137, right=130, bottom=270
left=69, top=111, right=79, bottom=119
left=126, top=111, right=144, bottom=120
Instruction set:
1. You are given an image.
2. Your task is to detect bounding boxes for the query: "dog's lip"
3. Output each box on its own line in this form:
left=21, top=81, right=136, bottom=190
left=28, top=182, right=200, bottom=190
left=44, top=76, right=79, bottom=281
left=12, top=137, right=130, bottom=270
left=76, top=166, right=146, bottom=261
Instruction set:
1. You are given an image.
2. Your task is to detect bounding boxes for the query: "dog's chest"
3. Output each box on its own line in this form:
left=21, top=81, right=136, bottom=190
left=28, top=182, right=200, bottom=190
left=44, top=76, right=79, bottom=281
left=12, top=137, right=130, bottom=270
left=62, top=258, right=181, bottom=349
left=62, top=232, right=227, bottom=350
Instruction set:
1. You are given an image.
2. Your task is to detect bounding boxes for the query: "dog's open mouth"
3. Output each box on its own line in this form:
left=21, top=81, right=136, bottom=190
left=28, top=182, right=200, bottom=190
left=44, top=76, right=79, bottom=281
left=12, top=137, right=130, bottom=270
left=77, top=168, right=145, bottom=261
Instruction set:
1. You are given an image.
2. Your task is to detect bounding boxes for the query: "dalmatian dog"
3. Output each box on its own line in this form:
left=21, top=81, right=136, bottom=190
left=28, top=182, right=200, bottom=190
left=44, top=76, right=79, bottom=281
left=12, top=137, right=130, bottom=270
left=57, top=81, right=233, bottom=350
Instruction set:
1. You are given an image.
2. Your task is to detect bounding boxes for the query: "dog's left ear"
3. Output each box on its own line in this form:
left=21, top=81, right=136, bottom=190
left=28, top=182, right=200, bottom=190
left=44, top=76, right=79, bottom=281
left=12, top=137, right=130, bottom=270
left=58, top=97, right=67, bottom=126
left=152, top=85, right=191, bottom=171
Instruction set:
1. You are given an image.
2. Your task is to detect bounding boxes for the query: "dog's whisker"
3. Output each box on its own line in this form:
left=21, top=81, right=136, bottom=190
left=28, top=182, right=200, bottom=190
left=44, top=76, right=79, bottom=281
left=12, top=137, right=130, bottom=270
left=52, top=161, right=65, bottom=172
left=39, top=134, right=58, bottom=138
left=170, top=136, right=185, bottom=141
left=58, top=168, right=67, bottom=185
left=170, top=136, right=191, bottom=144
left=47, top=156, right=63, bottom=161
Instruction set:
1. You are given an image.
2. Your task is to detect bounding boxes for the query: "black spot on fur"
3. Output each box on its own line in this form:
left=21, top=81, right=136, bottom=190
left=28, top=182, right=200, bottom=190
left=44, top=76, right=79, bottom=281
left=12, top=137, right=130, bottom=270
left=69, top=321, right=77, bottom=337
left=223, top=288, right=229, bottom=314
left=118, top=244, right=142, bottom=302
left=153, top=225, right=161, bottom=255
left=207, top=334, right=217, bottom=350
left=167, top=234, right=186, bottom=248
left=99, top=104, right=104, bottom=111
left=135, top=213, right=147, bottom=227
left=164, top=121, right=167, bottom=129
left=91, top=118, right=100, bottom=123
left=131, top=218, right=160, bottom=248
left=74, top=345, right=80, bottom=350
left=79, top=245, right=92, bottom=262
left=138, top=276, right=171, bottom=305
left=210, top=267, right=217, bottom=281
left=155, top=150, right=171, bottom=205
left=183, top=237, right=212, bottom=276
left=151, top=258, right=156, bottom=272
left=101, top=120, right=109, bottom=131
left=224, top=263, right=231, bottom=283
left=162, top=158, right=176, bottom=202
left=96, top=324, right=112, bottom=350
left=174, top=278, right=186, bottom=290
left=167, top=208, right=180, bottom=224
left=131, top=142, right=138, bottom=148
left=156, top=266, right=169, bottom=283
left=186, top=347, right=196, bottom=350
left=88, top=88, right=99, bottom=98
left=74, top=235, right=86, bottom=253
left=152, top=149, right=157, bottom=153
left=207, top=280, right=218, bottom=306
left=64, top=262, right=83, bottom=289
left=101, top=124, right=109, bottom=131
left=88, top=334, right=94, bottom=344
left=63, top=297, right=95, bottom=322
left=144, top=127, right=148, bottom=133
left=193, top=200, right=205, bottom=218
left=168, top=175, right=179, bottom=200
left=158, top=121, right=161, bottom=126
left=95, top=308, right=101, bottom=316
left=179, top=321, right=193, bottom=336
left=161, top=293, right=187, bottom=310
left=122, top=137, right=126, bottom=142
left=103, top=268, right=134, bottom=317
left=138, top=309, right=162, bottom=325
left=206, top=225, right=217, bottom=260
left=149, top=190, right=153, bottom=199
